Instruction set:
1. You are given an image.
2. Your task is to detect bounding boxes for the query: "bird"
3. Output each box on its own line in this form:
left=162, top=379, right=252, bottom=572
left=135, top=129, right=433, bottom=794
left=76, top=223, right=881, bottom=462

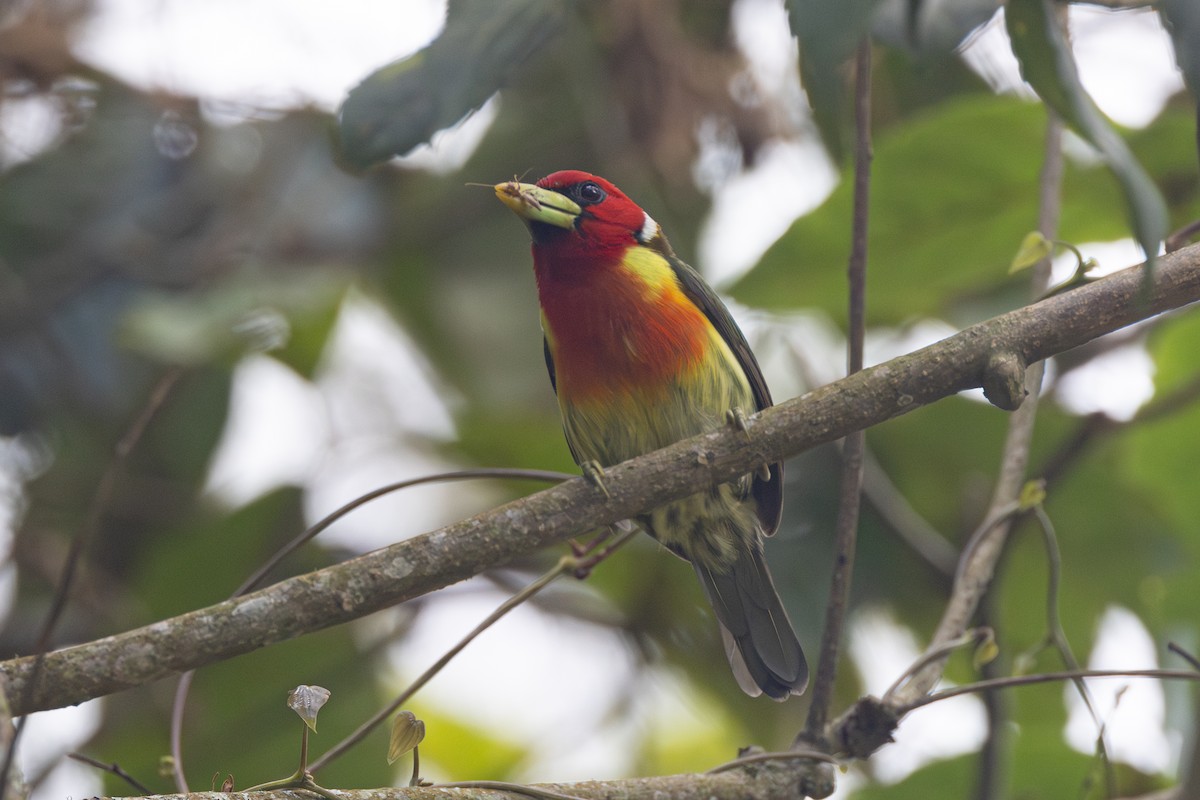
left=495, top=170, right=807, bottom=700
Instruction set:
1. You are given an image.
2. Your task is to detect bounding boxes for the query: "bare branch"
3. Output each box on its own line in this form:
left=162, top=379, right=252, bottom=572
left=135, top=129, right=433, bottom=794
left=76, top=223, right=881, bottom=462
left=901, top=668, right=1200, bottom=711
left=4, top=244, right=1200, bottom=717
left=804, top=36, right=872, bottom=744
left=90, top=759, right=827, bottom=800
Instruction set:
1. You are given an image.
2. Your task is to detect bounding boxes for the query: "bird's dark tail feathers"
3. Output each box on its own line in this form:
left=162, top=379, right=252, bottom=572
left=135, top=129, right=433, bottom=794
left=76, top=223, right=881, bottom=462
left=694, top=544, right=808, bottom=700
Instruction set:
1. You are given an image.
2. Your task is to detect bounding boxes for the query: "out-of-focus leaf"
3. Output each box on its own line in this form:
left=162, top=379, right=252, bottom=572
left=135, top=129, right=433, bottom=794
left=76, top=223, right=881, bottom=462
left=786, top=0, right=883, bottom=161
left=134, top=488, right=310, bottom=620
left=120, top=271, right=350, bottom=370
left=1010, top=231, right=1054, bottom=273
left=1007, top=711, right=1108, bottom=797
left=0, top=81, right=381, bottom=435
left=730, top=96, right=1091, bottom=322
left=449, top=408, right=574, bottom=474
left=732, top=96, right=1190, bottom=323
left=871, top=46, right=992, bottom=131
left=1161, top=0, right=1200, bottom=97
left=338, top=0, right=565, bottom=169
left=1122, top=312, right=1200, bottom=625
left=634, top=689, right=748, bottom=776
left=1017, top=478, right=1046, bottom=509
left=851, top=753, right=976, bottom=799
left=972, top=628, right=999, bottom=669
left=1006, top=0, right=1168, bottom=261
left=872, top=0, right=1000, bottom=55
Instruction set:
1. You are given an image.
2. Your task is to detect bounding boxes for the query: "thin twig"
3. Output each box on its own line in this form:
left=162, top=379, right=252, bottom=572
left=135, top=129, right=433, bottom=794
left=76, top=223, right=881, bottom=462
left=308, top=527, right=637, bottom=773
left=1028, top=504, right=1112, bottom=792
left=861, top=450, right=958, bottom=575
left=1166, top=218, right=1200, bottom=253
left=803, top=36, right=872, bottom=743
left=705, top=748, right=841, bottom=773
left=66, top=753, right=152, bottom=795
left=899, top=669, right=1200, bottom=712
left=0, top=685, right=17, bottom=800
left=237, top=468, right=575, bottom=596
left=1168, top=642, right=1200, bottom=672
left=169, top=467, right=575, bottom=791
left=973, top=598, right=1006, bottom=800
left=883, top=628, right=992, bottom=702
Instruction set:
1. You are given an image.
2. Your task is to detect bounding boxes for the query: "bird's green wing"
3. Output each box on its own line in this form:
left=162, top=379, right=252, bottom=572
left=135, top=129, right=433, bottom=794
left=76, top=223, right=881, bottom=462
left=543, top=335, right=588, bottom=468
left=668, top=253, right=785, bottom=536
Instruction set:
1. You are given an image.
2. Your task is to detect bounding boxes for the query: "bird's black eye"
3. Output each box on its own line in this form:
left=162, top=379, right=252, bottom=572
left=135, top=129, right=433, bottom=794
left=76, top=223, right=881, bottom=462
left=575, top=181, right=606, bottom=205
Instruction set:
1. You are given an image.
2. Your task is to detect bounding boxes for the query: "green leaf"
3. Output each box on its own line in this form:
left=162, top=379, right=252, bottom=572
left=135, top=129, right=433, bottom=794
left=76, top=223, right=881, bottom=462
left=1011, top=231, right=1054, bottom=273
left=1006, top=0, right=1168, bottom=262
left=851, top=754, right=976, bottom=799
left=120, top=271, right=350, bottom=369
left=1017, top=478, right=1046, bottom=509
left=859, top=396, right=1016, bottom=630
left=387, top=711, right=427, bottom=764
left=1121, top=313, right=1200, bottom=626
left=731, top=95, right=1189, bottom=323
left=785, top=0, right=883, bottom=161
left=338, top=0, right=565, bottom=168
left=1160, top=0, right=1200, bottom=97
left=871, top=0, right=1002, bottom=55
left=731, top=95, right=1120, bottom=322
left=973, top=629, right=1000, bottom=669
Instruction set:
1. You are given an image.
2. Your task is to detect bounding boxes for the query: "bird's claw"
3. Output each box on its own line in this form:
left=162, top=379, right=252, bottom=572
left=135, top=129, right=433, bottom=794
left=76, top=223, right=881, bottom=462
left=581, top=460, right=610, bottom=499
left=727, top=408, right=772, bottom=482
left=726, top=407, right=752, bottom=437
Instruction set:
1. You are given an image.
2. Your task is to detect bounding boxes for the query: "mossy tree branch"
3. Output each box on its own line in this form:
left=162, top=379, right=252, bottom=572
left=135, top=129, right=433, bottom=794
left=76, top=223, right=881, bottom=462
left=81, top=759, right=828, bottom=800
left=4, top=243, right=1200, bottom=718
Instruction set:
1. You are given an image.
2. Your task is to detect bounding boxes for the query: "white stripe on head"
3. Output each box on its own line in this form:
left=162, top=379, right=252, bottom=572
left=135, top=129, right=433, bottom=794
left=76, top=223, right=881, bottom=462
left=637, top=211, right=659, bottom=243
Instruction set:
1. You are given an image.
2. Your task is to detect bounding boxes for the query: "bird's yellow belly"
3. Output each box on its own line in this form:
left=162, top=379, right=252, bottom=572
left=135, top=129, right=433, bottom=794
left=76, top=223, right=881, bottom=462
left=557, top=334, right=753, bottom=468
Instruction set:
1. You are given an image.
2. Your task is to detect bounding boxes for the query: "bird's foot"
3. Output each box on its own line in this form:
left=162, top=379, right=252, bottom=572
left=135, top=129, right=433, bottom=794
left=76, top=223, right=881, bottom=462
left=569, top=527, right=612, bottom=559
left=726, top=407, right=772, bottom=481
left=726, top=407, right=752, bottom=437
left=570, top=522, right=637, bottom=579
left=581, top=459, right=610, bottom=499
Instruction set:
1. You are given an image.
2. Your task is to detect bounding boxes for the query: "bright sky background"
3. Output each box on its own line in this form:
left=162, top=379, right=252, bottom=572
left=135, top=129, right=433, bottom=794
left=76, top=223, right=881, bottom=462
left=7, top=1, right=1190, bottom=797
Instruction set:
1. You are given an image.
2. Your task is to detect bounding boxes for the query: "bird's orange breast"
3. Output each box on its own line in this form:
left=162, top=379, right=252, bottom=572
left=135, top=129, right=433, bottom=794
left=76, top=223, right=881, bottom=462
left=536, top=251, right=712, bottom=405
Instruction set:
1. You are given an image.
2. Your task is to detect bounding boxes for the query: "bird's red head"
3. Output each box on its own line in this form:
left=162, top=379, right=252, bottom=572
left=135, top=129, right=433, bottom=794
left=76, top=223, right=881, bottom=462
left=534, top=170, right=645, bottom=246
left=496, top=171, right=663, bottom=268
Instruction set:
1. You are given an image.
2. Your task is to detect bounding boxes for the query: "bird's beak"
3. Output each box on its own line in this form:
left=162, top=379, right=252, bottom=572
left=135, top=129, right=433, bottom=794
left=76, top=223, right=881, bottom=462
left=494, top=180, right=581, bottom=230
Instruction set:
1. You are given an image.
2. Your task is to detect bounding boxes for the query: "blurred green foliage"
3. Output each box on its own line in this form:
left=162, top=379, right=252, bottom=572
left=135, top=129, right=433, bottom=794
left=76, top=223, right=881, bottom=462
left=0, top=1, right=1197, bottom=798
